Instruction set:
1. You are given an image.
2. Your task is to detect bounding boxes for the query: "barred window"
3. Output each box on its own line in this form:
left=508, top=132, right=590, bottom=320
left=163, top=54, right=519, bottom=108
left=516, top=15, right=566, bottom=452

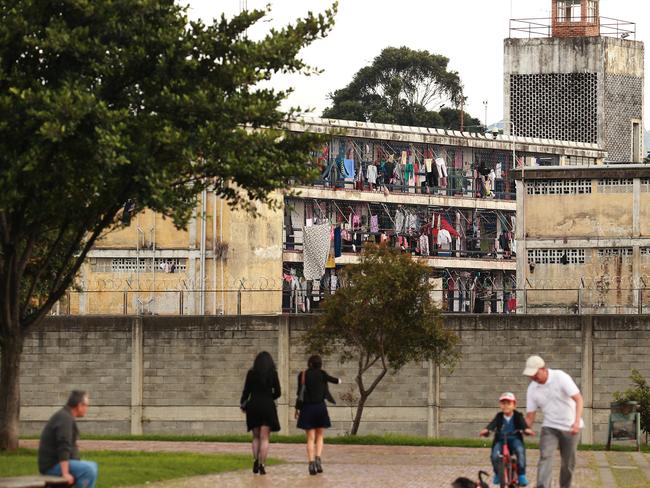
left=597, top=248, right=633, bottom=258
left=90, top=257, right=187, bottom=273
left=641, top=179, right=650, bottom=192
left=528, top=249, right=585, bottom=265
left=598, top=179, right=634, bottom=193
left=526, top=179, right=592, bottom=195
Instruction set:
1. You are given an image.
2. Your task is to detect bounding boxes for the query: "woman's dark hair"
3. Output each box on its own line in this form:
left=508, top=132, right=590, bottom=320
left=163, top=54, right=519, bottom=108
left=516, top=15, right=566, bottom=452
left=252, top=351, right=276, bottom=386
left=307, top=354, right=322, bottom=369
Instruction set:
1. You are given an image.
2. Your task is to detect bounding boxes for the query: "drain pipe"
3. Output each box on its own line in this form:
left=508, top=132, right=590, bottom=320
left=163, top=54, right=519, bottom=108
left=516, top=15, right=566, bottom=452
left=212, top=188, right=217, bottom=315
left=220, top=197, right=225, bottom=314
left=200, top=189, right=207, bottom=314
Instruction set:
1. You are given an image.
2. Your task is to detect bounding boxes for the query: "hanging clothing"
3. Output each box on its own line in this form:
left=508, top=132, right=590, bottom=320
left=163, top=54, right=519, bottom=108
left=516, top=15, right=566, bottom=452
left=370, top=215, right=379, bottom=233
left=435, top=157, right=448, bottom=188
left=343, top=159, right=355, bottom=180
left=366, top=164, right=378, bottom=185
left=395, top=208, right=406, bottom=234
left=303, top=224, right=331, bottom=281
left=419, top=234, right=430, bottom=256
left=334, top=227, right=342, bottom=258
left=437, top=229, right=453, bottom=247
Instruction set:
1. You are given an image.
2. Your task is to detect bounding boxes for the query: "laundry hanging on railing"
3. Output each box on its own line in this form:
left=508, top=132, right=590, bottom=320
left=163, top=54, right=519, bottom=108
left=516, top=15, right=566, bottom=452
left=303, top=223, right=331, bottom=280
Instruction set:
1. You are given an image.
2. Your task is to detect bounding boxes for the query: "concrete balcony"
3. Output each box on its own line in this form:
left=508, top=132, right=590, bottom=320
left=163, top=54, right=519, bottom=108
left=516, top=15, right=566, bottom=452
left=282, top=250, right=517, bottom=272
left=290, top=186, right=517, bottom=212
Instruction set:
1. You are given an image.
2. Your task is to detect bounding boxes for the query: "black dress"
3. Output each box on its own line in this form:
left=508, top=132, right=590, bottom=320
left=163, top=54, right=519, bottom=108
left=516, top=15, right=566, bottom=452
left=240, top=369, right=281, bottom=432
left=295, top=368, right=339, bottom=430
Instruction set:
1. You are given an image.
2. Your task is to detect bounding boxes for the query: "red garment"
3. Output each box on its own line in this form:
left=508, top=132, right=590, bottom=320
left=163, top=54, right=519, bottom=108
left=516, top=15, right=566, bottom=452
left=431, top=216, right=460, bottom=238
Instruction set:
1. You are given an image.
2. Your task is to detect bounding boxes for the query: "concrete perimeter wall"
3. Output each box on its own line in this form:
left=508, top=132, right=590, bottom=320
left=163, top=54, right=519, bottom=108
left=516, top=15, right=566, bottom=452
left=18, top=315, right=650, bottom=443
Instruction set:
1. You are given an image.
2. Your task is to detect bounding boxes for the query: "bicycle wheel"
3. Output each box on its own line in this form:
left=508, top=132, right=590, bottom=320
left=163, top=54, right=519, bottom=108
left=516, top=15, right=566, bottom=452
left=509, top=457, right=519, bottom=487
left=497, top=458, right=507, bottom=488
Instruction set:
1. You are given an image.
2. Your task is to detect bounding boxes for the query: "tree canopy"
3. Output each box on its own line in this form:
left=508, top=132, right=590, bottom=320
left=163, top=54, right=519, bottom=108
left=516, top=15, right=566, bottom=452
left=0, top=0, right=336, bottom=450
left=322, top=46, right=482, bottom=131
left=305, top=244, right=459, bottom=435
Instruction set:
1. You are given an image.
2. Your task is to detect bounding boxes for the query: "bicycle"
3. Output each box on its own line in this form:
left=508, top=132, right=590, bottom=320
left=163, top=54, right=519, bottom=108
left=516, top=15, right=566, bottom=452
left=480, top=429, right=534, bottom=488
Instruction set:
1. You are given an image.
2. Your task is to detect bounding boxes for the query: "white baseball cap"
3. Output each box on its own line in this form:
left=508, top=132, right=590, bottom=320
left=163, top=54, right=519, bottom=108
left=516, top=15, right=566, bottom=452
left=523, top=355, right=545, bottom=376
left=499, top=392, right=517, bottom=403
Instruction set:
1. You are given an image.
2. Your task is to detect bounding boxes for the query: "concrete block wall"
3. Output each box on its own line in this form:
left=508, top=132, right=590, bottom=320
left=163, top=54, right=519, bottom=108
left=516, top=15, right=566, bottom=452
left=17, top=314, right=650, bottom=443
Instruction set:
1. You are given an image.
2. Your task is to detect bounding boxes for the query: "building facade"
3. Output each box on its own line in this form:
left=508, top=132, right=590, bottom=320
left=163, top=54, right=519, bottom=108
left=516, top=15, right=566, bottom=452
left=505, top=0, right=644, bottom=162
left=515, top=165, right=650, bottom=313
left=59, top=117, right=605, bottom=316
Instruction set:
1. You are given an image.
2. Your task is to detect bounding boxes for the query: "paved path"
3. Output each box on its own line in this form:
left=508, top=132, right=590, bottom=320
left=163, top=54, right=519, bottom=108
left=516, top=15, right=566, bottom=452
left=20, top=439, right=636, bottom=487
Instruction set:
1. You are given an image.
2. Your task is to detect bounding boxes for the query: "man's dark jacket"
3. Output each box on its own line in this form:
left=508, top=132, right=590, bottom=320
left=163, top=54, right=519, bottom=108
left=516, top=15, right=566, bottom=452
left=485, top=410, right=527, bottom=447
left=38, top=407, right=80, bottom=473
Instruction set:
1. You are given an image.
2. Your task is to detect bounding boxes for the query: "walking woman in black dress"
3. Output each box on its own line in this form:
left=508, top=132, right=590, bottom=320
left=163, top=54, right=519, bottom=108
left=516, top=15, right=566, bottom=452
left=294, top=354, right=341, bottom=475
left=240, top=351, right=281, bottom=475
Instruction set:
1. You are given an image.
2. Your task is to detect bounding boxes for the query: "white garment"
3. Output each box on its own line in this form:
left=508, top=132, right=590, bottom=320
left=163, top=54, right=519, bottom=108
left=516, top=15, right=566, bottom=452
left=435, top=157, right=448, bottom=178
left=424, top=158, right=433, bottom=173
left=437, top=229, right=452, bottom=247
left=366, top=164, right=378, bottom=184
left=526, top=369, right=584, bottom=432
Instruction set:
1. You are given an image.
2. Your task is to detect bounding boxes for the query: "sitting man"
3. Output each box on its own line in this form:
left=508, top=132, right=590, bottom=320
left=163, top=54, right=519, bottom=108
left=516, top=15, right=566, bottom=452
left=38, top=390, right=98, bottom=488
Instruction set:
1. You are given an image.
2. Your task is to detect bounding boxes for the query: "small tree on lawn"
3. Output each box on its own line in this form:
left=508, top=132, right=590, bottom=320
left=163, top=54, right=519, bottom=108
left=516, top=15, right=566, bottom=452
left=305, top=244, right=459, bottom=435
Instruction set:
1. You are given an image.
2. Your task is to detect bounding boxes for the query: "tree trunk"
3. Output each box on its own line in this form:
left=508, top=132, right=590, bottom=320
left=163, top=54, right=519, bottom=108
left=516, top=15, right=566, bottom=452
left=350, top=394, right=368, bottom=436
left=0, top=331, right=24, bottom=451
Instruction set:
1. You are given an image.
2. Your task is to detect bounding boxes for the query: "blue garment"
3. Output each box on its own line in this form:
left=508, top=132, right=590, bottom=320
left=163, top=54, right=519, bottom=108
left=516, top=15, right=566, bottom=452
left=343, top=159, right=355, bottom=180
left=334, top=227, right=342, bottom=258
left=491, top=436, right=526, bottom=476
left=46, top=460, right=98, bottom=488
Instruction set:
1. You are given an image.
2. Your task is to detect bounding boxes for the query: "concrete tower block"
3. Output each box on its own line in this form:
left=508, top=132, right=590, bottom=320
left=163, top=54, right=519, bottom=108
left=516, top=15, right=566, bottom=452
left=504, top=0, right=644, bottom=163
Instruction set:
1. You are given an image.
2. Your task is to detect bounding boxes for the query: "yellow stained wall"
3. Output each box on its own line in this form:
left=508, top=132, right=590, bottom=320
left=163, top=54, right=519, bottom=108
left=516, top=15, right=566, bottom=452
left=97, top=209, right=190, bottom=249
left=527, top=253, right=635, bottom=309
left=73, top=192, right=284, bottom=315
left=525, top=192, right=634, bottom=238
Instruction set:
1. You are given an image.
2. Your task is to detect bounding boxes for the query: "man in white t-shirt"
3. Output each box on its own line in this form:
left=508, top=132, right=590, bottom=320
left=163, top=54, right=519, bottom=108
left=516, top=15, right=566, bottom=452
left=523, top=355, right=584, bottom=488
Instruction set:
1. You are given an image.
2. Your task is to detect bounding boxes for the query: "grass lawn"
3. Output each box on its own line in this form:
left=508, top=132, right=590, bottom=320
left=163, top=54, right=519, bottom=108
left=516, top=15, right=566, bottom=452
left=0, top=449, right=272, bottom=488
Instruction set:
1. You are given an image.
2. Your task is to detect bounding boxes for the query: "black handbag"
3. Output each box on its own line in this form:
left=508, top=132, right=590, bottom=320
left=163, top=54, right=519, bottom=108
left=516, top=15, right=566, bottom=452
left=297, top=370, right=307, bottom=404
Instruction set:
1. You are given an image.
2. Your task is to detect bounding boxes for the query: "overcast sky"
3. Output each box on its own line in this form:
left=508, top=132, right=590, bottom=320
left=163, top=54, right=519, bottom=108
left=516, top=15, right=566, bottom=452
left=184, top=0, right=647, bottom=127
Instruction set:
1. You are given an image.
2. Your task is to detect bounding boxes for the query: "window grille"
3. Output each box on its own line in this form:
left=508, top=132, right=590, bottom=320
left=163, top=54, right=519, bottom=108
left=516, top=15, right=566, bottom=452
left=597, top=179, right=634, bottom=193
left=597, top=248, right=633, bottom=258
left=90, top=257, right=187, bottom=273
left=526, top=179, right=592, bottom=195
left=641, top=248, right=650, bottom=256
left=641, top=179, right=650, bottom=192
left=565, top=155, right=597, bottom=166
left=528, top=249, right=585, bottom=265
left=510, top=73, right=598, bottom=144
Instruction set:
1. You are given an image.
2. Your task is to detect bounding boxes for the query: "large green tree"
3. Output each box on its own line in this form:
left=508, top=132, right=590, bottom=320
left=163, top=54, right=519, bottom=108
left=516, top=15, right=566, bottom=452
left=0, top=0, right=335, bottom=450
left=305, top=244, right=459, bottom=435
left=322, top=46, right=482, bottom=131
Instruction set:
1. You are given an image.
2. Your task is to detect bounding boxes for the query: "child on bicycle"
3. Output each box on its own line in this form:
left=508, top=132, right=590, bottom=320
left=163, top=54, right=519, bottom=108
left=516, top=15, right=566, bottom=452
left=479, top=392, right=534, bottom=486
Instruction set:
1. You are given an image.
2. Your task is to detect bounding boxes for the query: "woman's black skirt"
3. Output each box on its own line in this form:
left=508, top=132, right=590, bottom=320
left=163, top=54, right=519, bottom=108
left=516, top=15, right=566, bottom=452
left=246, top=396, right=280, bottom=432
left=297, top=402, right=331, bottom=430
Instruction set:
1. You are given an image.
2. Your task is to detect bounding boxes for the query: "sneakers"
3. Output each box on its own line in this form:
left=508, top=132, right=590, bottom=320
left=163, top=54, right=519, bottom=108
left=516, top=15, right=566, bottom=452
left=518, top=474, right=529, bottom=486
left=493, top=474, right=499, bottom=485
left=315, top=456, right=323, bottom=473
left=308, top=461, right=317, bottom=475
